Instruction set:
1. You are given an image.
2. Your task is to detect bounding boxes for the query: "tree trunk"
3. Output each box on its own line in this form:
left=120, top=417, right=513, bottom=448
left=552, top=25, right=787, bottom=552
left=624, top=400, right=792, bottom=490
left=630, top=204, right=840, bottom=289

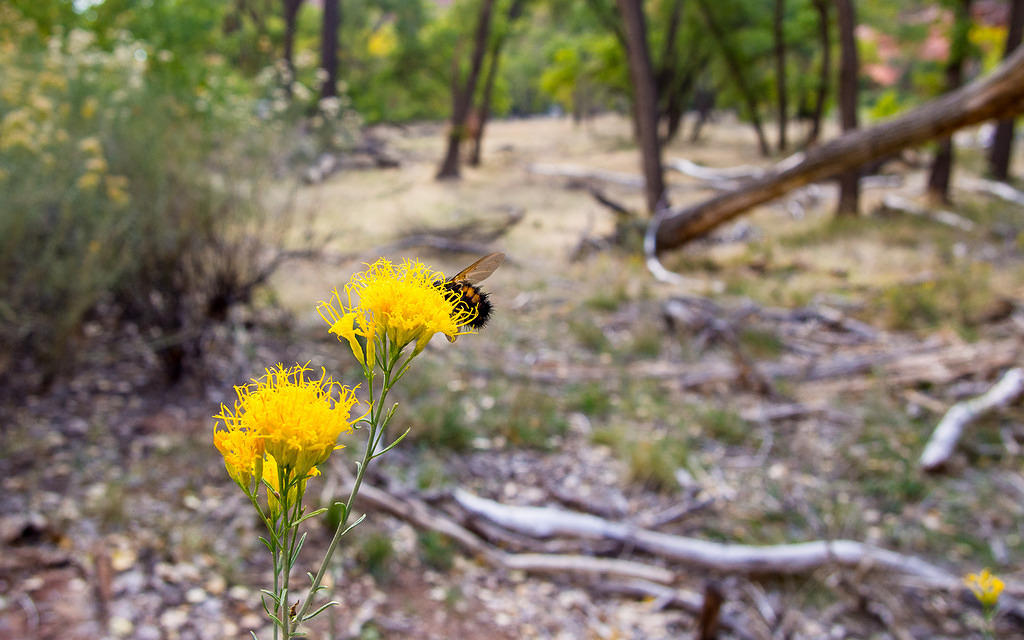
left=616, top=0, right=668, bottom=213
left=805, top=0, right=830, bottom=146
left=690, top=87, right=715, bottom=142
left=655, top=0, right=686, bottom=145
left=436, top=0, right=495, bottom=180
left=834, top=0, right=860, bottom=215
left=319, top=0, right=341, bottom=99
left=927, top=0, right=973, bottom=203
left=987, top=0, right=1024, bottom=181
left=282, top=0, right=305, bottom=95
left=695, top=0, right=771, bottom=156
left=654, top=44, right=1024, bottom=251
left=773, top=0, right=788, bottom=152
left=469, top=0, right=527, bottom=167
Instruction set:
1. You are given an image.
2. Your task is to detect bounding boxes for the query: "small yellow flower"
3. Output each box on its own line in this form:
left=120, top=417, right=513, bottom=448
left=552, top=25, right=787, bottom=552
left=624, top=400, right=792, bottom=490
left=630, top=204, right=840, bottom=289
left=84, top=156, right=108, bottom=173
left=78, top=136, right=103, bottom=155
left=262, top=453, right=318, bottom=517
left=318, top=258, right=478, bottom=364
left=965, top=568, right=1004, bottom=608
left=80, top=96, right=99, bottom=120
left=76, top=172, right=101, bottom=190
left=214, top=363, right=359, bottom=479
left=105, top=175, right=131, bottom=205
left=213, top=421, right=264, bottom=489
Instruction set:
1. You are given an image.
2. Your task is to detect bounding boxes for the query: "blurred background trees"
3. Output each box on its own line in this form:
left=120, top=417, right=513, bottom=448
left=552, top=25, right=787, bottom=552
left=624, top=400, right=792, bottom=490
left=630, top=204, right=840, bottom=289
left=3, top=0, right=1022, bottom=388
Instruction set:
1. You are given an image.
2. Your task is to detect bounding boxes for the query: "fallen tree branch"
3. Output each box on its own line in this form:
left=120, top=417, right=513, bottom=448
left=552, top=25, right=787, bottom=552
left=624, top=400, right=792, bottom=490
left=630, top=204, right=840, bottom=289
left=527, top=163, right=645, bottom=189
left=453, top=489, right=956, bottom=585
left=351, top=481, right=675, bottom=584
left=919, top=367, right=1024, bottom=472
left=879, top=194, right=977, bottom=232
left=960, top=176, right=1024, bottom=206
left=654, top=44, right=1024, bottom=250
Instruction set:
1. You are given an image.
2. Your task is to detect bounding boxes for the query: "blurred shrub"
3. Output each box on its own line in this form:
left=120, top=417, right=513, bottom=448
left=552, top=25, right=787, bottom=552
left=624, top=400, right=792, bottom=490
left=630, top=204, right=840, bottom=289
left=0, top=10, right=300, bottom=386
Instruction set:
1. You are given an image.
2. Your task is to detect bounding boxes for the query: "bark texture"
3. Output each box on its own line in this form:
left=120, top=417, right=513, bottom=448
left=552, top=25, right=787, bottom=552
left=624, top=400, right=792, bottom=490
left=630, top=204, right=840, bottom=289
left=926, top=0, right=973, bottom=203
left=616, top=0, right=668, bottom=212
left=654, top=44, right=1024, bottom=251
left=773, top=0, right=788, bottom=152
left=281, top=0, right=305, bottom=94
left=834, top=0, right=860, bottom=215
left=805, top=0, right=830, bottom=146
left=318, top=0, right=341, bottom=99
left=695, top=0, right=771, bottom=156
left=987, top=0, right=1024, bottom=180
left=436, top=0, right=495, bottom=180
left=468, top=0, right=527, bottom=166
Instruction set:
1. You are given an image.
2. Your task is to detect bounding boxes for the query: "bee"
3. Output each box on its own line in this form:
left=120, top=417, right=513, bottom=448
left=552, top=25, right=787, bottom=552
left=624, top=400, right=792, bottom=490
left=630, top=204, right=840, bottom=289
left=443, top=252, right=505, bottom=339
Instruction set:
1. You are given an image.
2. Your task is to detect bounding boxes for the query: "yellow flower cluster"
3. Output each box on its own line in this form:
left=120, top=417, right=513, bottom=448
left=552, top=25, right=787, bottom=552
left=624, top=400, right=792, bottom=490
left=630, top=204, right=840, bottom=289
left=0, top=14, right=131, bottom=204
left=318, top=258, right=477, bottom=366
left=213, top=363, right=360, bottom=493
left=965, top=568, right=1004, bottom=608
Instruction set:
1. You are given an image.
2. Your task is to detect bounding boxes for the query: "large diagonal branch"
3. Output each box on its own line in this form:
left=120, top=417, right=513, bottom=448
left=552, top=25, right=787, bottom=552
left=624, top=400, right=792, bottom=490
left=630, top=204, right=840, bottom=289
left=655, top=44, right=1024, bottom=252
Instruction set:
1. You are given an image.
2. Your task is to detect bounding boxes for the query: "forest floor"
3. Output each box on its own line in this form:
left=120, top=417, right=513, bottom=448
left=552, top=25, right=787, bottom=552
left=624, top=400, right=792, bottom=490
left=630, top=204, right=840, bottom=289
left=3, top=114, right=1024, bottom=639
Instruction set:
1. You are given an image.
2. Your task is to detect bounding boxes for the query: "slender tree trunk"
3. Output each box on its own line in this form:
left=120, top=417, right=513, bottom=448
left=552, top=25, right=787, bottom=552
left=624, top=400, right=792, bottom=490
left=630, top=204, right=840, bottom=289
left=773, top=0, right=788, bottom=152
left=656, top=0, right=686, bottom=144
left=436, top=0, right=495, bottom=180
left=662, top=60, right=702, bottom=144
left=654, top=44, right=1024, bottom=251
left=282, top=0, right=304, bottom=95
left=616, top=0, right=668, bottom=213
left=805, top=0, right=830, bottom=146
left=927, top=0, right=973, bottom=203
left=834, top=0, right=860, bottom=215
left=695, top=0, right=771, bottom=156
left=469, top=0, right=526, bottom=167
left=690, top=87, right=715, bottom=143
left=987, top=0, right=1024, bottom=181
left=319, top=0, right=341, bottom=99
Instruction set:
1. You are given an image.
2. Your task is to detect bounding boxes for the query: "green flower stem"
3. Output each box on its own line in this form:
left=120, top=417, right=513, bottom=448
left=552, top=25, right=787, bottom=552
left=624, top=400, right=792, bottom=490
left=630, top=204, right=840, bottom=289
left=290, top=337, right=402, bottom=634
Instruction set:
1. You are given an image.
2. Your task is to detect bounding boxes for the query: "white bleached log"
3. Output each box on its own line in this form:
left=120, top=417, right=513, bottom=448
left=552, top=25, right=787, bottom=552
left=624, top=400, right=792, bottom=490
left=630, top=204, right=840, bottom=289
left=919, top=367, right=1024, bottom=471
left=454, top=489, right=955, bottom=585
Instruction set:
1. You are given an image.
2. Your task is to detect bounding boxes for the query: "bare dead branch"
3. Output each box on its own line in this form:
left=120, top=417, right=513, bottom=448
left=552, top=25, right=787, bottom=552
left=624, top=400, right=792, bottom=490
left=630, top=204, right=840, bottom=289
left=919, top=367, right=1024, bottom=472
left=453, top=489, right=957, bottom=585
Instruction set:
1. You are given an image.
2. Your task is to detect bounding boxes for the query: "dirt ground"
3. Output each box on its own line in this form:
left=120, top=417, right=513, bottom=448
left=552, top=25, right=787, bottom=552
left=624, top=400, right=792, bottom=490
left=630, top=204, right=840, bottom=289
left=3, top=114, right=1024, bottom=639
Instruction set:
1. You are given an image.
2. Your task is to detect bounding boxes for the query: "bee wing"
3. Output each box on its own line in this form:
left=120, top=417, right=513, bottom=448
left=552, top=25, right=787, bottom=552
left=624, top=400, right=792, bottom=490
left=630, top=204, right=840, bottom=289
left=450, top=252, right=505, bottom=284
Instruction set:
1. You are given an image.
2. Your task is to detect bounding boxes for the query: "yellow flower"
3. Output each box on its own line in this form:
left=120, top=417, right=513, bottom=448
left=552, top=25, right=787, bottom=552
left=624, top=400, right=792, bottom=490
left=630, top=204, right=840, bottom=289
left=262, top=453, right=319, bottom=517
left=214, top=363, right=359, bottom=479
left=105, top=175, right=131, bottom=205
left=965, top=569, right=1004, bottom=608
left=80, top=96, right=99, bottom=120
left=78, top=136, right=103, bottom=155
left=317, top=258, right=477, bottom=363
left=213, top=420, right=264, bottom=489
left=84, top=156, right=108, bottom=173
left=76, top=172, right=101, bottom=190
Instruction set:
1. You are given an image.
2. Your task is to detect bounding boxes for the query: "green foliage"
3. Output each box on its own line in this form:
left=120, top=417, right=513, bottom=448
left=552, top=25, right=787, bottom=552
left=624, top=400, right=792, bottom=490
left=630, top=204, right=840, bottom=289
left=867, top=89, right=906, bottom=121
left=408, top=401, right=476, bottom=452
left=0, top=9, right=295, bottom=383
left=697, top=405, right=749, bottom=446
left=569, top=317, right=611, bottom=353
left=593, top=425, right=691, bottom=493
left=876, top=263, right=996, bottom=336
left=567, top=382, right=613, bottom=418
left=417, top=531, right=456, bottom=571
left=356, top=531, right=396, bottom=582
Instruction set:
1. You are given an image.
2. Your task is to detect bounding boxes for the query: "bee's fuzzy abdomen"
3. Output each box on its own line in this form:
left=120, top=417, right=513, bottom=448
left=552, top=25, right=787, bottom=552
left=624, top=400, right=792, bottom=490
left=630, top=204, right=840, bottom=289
left=444, top=281, right=493, bottom=329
